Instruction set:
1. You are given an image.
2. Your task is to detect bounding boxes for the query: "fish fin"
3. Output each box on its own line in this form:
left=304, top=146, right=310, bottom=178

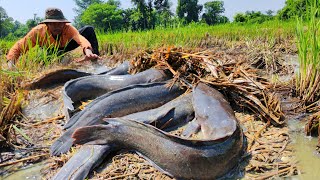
left=155, top=107, right=175, bottom=122
left=63, top=107, right=70, bottom=121
left=182, top=120, right=200, bottom=138
left=50, top=137, right=74, bottom=156
left=135, top=151, right=174, bottom=178
left=62, top=91, right=75, bottom=111
left=151, top=107, right=175, bottom=128
left=63, top=111, right=82, bottom=130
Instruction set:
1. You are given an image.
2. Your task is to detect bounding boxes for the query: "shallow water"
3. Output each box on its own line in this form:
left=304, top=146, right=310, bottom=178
left=1, top=163, right=43, bottom=180
left=288, top=118, right=320, bottom=179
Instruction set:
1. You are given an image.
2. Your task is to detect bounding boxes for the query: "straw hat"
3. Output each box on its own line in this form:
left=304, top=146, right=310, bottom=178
left=40, top=8, right=70, bottom=24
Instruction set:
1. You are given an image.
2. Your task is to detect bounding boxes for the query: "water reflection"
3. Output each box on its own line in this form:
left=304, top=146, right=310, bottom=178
left=289, top=119, right=320, bottom=179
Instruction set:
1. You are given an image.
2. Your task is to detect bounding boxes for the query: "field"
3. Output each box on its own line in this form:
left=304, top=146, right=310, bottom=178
left=0, top=18, right=319, bottom=179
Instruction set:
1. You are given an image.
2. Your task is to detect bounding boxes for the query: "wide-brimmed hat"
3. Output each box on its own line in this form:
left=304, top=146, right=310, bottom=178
left=39, top=8, right=70, bottom=24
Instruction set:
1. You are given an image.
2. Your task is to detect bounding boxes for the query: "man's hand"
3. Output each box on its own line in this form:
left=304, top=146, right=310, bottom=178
left=75, top=48, right=100, bottom=63
left=6, top=60, right=16, bottom=71
left=84, top=48, right=99, bottom=60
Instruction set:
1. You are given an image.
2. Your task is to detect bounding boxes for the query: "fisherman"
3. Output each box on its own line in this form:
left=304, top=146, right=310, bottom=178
left=6, top=7, right=100, bottom=69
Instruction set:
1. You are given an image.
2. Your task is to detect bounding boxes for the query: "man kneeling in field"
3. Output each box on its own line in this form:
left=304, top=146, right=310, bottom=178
left=6, top=7, right=100, bottom=69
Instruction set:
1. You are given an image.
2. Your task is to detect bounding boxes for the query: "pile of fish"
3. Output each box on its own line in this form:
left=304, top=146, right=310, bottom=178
left=27, top=61, right=245, bottom=179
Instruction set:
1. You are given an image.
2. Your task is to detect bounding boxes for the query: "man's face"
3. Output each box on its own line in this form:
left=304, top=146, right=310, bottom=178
left=47, top=22, right=65, bottom=36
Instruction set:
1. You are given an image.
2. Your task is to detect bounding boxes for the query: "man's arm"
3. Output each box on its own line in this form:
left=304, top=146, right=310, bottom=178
left=67, top=25, right=100, bottom=61
left=6, top=39, right=25, bottom=63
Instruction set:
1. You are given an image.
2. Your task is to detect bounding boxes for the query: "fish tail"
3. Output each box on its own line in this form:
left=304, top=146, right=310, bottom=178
left=50, top=136, right=74, bottom=156
left=62, top=94, right=75, bottom=111
left=63, top=111, right=82, bottom=130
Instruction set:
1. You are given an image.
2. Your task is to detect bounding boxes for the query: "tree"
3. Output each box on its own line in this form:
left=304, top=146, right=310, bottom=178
left=26, top=14, right=43, bottom=30
left=218, top=16, right=229, bottom=23
left=122, top=8, right=134, bottom=31
left=233, top=11, right=271, bottom=24
left=74, top=0, right=103, bottom=14
left=73, top=0, right=103, bottom=27
left=154, top=0, right=170, bottom=12
left=277, top=0, right=310, bottom=20
left=154, top=0, right=173, bottom=27
left=0, top=6, right=14, bottom=38
left=81, top=3, right=123, bottom=32
left=130, top=0, right=157, bottom=30
left=131, top=0, right=149, bottom=30
left=233, top=13, right=246, bottom=23
left=176, top=0, right=203, bottom=24
left=266, top=10, right=274, bottom=17
left=201, top=1, right=226, bottom=25
left=106, top=0, right=121, bottom=8
left=12, top=21, right=28, bottom=38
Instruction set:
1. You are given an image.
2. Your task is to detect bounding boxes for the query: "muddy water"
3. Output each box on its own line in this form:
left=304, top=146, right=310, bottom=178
left=279, top=54, right=320, bottom=179
left=288, top=118, right=320, bottom=179
left=1, top=163, right=43, bottom=180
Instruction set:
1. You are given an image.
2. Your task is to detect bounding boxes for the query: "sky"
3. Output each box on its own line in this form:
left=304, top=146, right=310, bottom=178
left=1, top=0, right=286, bottom=23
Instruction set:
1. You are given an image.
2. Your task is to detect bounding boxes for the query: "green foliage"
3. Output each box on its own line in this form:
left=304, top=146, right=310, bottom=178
left=17, top=38, right=64, bottom=69
left=202, top=1, right=227, bottom=25
left=122, top=8, right=134, bottom=31
left=154, top=0, right=170, bottom=12
left=0, top=0, right=305, bottom=40
left=0, top=7, right=15, bottom=38
left=277, top=0, right=308, bottom=20
left=234, top=11, right=273, bottom=24
left=26, top=14, right=43, bottom=30
left=74, top=0, right=103, bottom=13
left=73, top=0, right=104, bottom=27
left=81, top=3, right=123, bottom=32
left=154, top=0, right=173, bottom=28
left=177, top=0, right=203, bottom=24
left=0, top=7, right=43, bottom=39
left=0, top=39, right=15, bottom=56
left=130, top=0, right=151, bottom=30
left=106, top=0, right=121, bottom=8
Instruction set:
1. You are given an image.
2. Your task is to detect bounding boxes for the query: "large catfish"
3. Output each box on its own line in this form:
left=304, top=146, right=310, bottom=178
left=52, top=94, right=194, bottom=180
left=22, top=69, right=92, bottom=90
left=63, top=68, right=170, bottom=112
left=72, top=83, right=244, bottom=179
left=50, top=82, right=185, bottom=156
left=22, top=61, right=131, bottom=90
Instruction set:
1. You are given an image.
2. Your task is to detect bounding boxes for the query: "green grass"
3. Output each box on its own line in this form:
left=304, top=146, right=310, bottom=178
left=0, top=20, right=296, bottom=62
left=295, top=0, right=320, bottom=106
left=98, top=20, right=296, bottom=55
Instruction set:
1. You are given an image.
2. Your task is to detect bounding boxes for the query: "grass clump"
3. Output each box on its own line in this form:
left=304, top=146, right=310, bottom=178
left=295, top=0, right=320, bottom=108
